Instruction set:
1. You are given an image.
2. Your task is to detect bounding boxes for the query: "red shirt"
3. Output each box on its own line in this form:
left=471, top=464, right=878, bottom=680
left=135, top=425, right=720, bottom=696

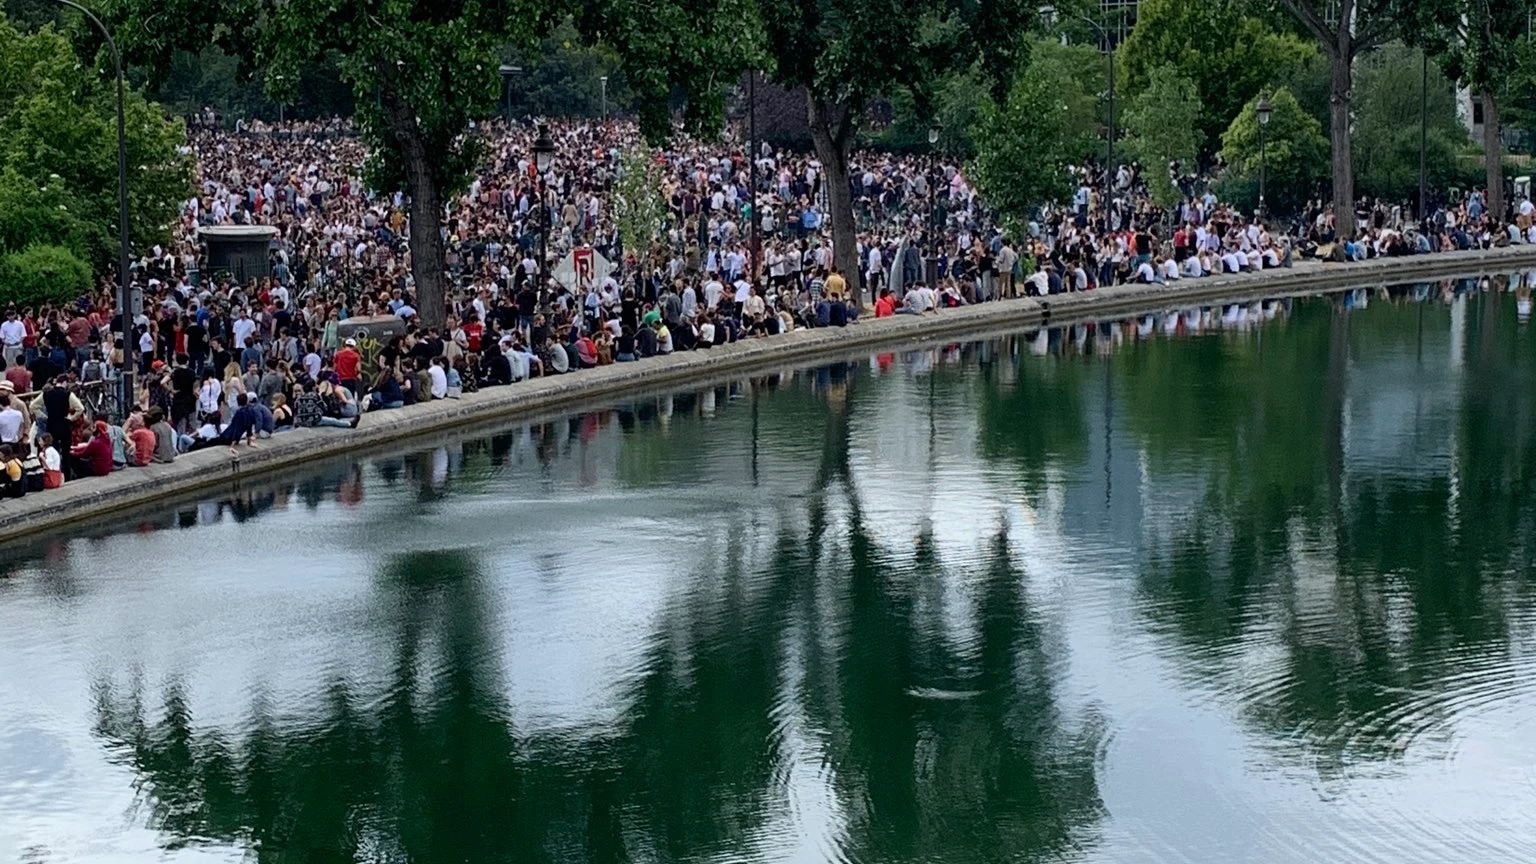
left=72, top=433, right=113, bottom=477
left=874, top=295, right=896, bottom=318
left=128, top=427, right=155, bottom=466
left=335, top=348, right=362, bottom=381
left=5, top=366, right=30, bottom=394
left=463, top=322, right=484, bottom=352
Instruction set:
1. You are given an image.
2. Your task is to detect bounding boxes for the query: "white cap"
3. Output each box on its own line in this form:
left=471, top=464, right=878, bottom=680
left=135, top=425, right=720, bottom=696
left=345, top=338, right=357, bottom=347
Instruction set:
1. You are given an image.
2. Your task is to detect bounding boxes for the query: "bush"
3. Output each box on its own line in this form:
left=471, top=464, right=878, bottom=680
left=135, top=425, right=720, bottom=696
left=0, top=245, right=93, bottom=309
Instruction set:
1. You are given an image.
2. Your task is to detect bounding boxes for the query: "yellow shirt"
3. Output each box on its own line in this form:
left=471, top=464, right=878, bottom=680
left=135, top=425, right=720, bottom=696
left=825, top=272, right=847, bottom=299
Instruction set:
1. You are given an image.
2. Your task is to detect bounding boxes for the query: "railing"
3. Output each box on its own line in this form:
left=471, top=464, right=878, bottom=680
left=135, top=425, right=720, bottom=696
left=13, top=380, right=125, bottom=427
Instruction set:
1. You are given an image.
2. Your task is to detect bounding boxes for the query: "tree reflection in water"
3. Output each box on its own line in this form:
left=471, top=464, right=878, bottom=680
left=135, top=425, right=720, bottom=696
left=89, top=374, right=1106, bottom=862
left=1130, top=289, right=1536, bottom=772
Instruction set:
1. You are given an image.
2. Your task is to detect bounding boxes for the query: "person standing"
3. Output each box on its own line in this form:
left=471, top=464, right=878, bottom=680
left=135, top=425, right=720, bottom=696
left=36, top=376, right=81, bottom=477
left=334, top=338, right=362, bottom=396
left=0, top=308, right=25, bottom=368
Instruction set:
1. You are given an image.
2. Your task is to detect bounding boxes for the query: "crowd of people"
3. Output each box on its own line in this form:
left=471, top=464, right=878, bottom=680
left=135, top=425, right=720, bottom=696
left=0, top=113, right=1517, bottom=502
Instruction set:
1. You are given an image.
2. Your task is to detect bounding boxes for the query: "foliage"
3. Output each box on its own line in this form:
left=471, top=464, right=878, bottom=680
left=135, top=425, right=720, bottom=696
left=1274, top=0, right=1398, bottom=239
left=1273, top=47, right=1332, bottom=134
left=1216, top=88, right=1329, bottom=217
left=612, top=148, right=667, bottom=261
left=502, top=17, right=629, bottom=120
left=872, top=64, right=992, bottom=158
left=0, top=14, right=191, bottom=274
left=149, top=46, right=355, bottom=122
left=1122, top=65, right=1203, bottom=207
left=0, top=244, right=93, bottom=308
left=1399, top=0, right=1536, bottom=211
left=1117, top=0, right=1315, bottom=154
left=971, top=59, right=1079, bottom=235
left=576, top=0, right=762, bottom=142
left=104, top=0, right=569, bottom=327
left=1352, top=42, right=1465, bottom=205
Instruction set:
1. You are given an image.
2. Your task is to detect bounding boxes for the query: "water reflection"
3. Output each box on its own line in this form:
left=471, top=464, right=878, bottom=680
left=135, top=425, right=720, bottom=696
left=83, top=405, right=1107, bottom=862
left=5, top=276, right=1536, bottom=863
left=1130, top=280, right=1536, bottom=778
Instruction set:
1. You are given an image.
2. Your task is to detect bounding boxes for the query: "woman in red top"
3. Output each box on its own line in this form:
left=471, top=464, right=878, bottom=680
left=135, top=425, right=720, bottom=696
left=70, top=421, right=114, bottom=478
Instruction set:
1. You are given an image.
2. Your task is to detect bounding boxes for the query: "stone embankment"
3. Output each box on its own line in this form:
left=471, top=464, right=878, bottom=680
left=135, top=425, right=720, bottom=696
left=4, top=246, right=1534, bottom=545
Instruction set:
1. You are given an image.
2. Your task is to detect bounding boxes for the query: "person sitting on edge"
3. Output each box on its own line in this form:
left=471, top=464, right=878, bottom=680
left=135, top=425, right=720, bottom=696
left=146, top=408, right=177, bottom=463
left=214, top=393, right=260, bottom=455
left=365, top=367, right=405, bottom=411
left=69, top=420, right=114, bottom=478
left=125, top=410, right=156, bottom=467
left=0, top=444, right=24, bottom=499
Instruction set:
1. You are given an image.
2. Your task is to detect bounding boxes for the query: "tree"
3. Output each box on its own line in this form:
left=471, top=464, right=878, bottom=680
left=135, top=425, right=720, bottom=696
left=1216, top=87, right=1329, bottom=217
left=1353, top=42, right=1465, bottom=206
left=501, top=16, right=629, bottom=119
left=0, top=243, right=92, bottom=307
left=0, top=13, right=190, bottom=283
left=741, top=0, right=1034, bottom=302
left=611, top=148, right=666, bottom=265
left=104, top=0, right=564, bottom=330
left=1117, top=0, right=1314, bottom=154
left=1406, top=0, right=1536, bottom=220
left=1122, top=65, right=1203, bottom=207
left=1276, top=0, right=1396, bottom=241
left=970, top=59, right=1079, bottom=237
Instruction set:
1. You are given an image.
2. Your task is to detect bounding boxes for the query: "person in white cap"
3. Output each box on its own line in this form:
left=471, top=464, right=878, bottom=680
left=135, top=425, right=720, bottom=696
left=334, top=338, right=363, bottom=396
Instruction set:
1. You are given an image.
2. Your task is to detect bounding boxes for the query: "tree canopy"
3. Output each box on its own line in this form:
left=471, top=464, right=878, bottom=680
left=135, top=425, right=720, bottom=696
left=1353, top=42, right=1466, bottom=206
left=970, top=56, right=1081, bottom=237
left=0, top=11, right=190, bottom=304
left=1117, top=0, right=1313, bottom=154
left=1123, top=64, right=1203, bottom=207
left=1217, top=87, right=1329, bottom=217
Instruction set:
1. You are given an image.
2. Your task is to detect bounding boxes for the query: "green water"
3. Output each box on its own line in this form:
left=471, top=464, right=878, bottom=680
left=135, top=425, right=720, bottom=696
left=2, top=283, right=1535, bottom=863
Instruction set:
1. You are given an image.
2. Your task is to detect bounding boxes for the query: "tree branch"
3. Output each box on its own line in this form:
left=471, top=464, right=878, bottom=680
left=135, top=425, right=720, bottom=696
left=1352, top=17, right=1395, bottom=56
left=1277, top=0, right=1337, bottom=52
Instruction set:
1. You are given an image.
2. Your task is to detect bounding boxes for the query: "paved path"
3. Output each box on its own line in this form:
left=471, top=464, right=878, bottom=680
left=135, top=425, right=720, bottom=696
left=5, top=246, right=1535, bottom=545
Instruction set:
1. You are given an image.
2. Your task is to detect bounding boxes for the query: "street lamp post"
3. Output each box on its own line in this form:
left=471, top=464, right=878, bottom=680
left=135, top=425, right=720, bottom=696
left=1419, top=51, right=1428, bottom=222
left=1078, top=13, right=1115, bottom=223
left=927, top=119, right=941, bottom=286
left=749, top=71, right=759, bottom=280
left=600, top=75, right=608, bottom=120
left=498, top=65, right=523, bottom=120
left=532, top=122, right=555, bottom=302
left=1257, top=94, right=1272, bottom=220
left=56, top=0, right=134, bottom=413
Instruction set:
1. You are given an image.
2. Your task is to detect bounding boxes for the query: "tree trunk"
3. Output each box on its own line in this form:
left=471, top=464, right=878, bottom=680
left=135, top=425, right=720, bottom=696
left=379, top=84, right=448, bottom=330
left=807, top=94, right=862, bottom=305
left=1328, top=49, right=1355, bottom=243
left=1483, top=90, right=1504, bottom=222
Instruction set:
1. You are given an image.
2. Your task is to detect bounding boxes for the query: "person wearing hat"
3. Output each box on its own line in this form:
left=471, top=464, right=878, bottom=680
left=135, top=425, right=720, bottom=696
left=0, top=381, right=28, bottom=442
left=335, top=338, right=362, bottom=397
left=0, top=391, right=22, bottom=447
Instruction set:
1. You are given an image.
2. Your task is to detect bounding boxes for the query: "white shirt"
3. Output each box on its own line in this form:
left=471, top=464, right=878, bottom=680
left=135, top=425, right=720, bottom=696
left=232, top=317, right=257, bottom=347
left=0, top=320, right=24, bottom=347
left=198, top=379, right=223, bottom=414
left=0, top=407, right=22, bottom=443
left=428, top=365, right=448, bottom=399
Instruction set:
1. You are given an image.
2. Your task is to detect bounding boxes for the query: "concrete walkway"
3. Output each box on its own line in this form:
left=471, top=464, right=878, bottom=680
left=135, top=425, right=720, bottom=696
left=5, top=245, right=1535, bottom=545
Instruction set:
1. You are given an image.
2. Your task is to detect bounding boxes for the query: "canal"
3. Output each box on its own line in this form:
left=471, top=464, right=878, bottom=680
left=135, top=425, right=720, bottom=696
left=2, top=280, right=1534, bottom=863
